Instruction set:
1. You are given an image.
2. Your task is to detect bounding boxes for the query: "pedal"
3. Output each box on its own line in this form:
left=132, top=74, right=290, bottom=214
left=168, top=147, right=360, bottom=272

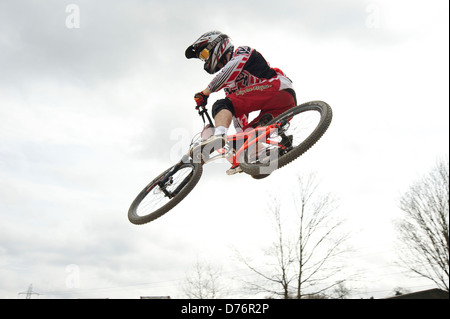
left=226, top=165, right=243, bottom=175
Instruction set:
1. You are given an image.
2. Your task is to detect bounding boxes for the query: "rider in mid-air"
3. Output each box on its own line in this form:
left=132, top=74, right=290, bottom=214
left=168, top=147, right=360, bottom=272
left=185, top=31, right=297, bottom=174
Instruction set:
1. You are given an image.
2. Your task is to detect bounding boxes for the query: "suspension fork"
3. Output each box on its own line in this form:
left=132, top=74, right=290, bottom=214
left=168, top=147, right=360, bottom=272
left=157, top=154, right=192, bottom=198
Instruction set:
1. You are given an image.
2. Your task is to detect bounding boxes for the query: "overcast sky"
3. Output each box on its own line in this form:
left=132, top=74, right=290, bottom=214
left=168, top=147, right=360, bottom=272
left=0, top=0, right=448, bottom=299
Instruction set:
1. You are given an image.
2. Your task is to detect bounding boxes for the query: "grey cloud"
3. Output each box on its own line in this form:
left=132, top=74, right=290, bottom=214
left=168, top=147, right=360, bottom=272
left=0, top=0, right=395, bottom=89
left=0, top=1, right=192, bottom=88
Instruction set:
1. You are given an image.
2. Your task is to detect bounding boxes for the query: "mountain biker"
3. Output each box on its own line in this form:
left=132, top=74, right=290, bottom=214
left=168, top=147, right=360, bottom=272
left=185, top=31, right=297, bottom=174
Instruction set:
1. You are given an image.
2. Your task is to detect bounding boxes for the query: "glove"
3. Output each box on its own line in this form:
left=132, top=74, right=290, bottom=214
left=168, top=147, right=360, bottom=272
left=194, top=91, right=209, bottom=109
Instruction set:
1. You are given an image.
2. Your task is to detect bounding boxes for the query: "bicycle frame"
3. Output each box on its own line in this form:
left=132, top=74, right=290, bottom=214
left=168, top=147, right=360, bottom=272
left=196, top=107, right=287, bottom=167
left=154, top=107, right=288, bottom=192
left=222, top=124, right=285, bottom=167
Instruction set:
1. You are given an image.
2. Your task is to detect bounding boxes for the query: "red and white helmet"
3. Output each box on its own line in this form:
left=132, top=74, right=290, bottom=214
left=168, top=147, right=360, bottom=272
left=185, top=31, right=234, bottom=74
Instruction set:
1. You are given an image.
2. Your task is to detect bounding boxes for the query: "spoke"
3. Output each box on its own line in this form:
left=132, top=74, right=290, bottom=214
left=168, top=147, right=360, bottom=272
left=287, top=110, right=321, bottom=148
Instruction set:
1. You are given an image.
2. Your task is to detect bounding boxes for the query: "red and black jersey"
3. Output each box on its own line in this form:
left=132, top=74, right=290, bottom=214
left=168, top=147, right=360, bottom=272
left=208, top=46, right=278, bottom=95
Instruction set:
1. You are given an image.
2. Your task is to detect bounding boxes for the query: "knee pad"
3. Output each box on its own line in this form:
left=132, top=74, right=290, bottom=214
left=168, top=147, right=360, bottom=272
left=212, top=98, right=234, bottom=118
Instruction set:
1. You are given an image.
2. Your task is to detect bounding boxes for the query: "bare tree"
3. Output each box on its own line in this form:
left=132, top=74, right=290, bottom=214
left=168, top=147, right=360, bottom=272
left=332, top=281, right=351, bottom=299
left=395, top=157, right=449, bottom=291
left=237, top=172, right=351, bottom=298
left=181, top=258, right=227, bottom=299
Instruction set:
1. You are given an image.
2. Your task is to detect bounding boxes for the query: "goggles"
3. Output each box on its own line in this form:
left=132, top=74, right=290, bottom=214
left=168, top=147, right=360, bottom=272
left=199, top=48, right=210, bottom=62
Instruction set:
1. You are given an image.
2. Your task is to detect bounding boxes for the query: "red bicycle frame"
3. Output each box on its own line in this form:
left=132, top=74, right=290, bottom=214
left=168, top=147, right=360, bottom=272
left=219, top=123, right=285, bottom=167
left=196, top=107, right=287, bottom=167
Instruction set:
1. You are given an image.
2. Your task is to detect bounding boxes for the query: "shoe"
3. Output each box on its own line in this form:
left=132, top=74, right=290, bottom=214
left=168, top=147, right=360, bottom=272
left=226, top=165, right=243, bottom=175
left=191, top=134, right=227, bottom=161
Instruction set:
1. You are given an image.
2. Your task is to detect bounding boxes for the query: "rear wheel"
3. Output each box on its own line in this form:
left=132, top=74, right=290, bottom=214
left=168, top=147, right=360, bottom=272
left=128, top=162, right=202, bottom=225
left=239, top=101, right=332, bottom=177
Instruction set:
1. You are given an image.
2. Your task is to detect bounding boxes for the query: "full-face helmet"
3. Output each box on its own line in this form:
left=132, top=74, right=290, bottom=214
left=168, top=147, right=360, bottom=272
left=185, top=31, right=234, bottom=74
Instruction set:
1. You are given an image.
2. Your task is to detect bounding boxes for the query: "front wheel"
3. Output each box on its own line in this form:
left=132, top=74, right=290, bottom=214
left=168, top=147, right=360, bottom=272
left=128, top=162, right=202, bottom=225
left=239, top=101, right=332, bottom=177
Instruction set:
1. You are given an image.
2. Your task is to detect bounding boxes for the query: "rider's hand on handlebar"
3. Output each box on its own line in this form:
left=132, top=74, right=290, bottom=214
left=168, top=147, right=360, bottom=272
left=194, top=91, right=209, bottom=109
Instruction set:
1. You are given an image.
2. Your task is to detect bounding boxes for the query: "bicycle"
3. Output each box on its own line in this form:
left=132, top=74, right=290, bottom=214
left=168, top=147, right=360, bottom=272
left=128, top=100, right=332, bottom=225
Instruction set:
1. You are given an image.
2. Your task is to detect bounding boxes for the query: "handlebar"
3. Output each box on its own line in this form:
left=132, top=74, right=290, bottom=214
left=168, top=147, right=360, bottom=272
left=198, top=107, right=214, bottom=127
